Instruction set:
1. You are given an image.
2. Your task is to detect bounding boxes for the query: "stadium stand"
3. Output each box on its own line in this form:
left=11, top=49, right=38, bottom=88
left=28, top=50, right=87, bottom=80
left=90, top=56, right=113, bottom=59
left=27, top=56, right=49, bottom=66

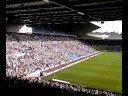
left=6, top=76, right=121, bottom=96
left=6, top=33, right=99, bottom=77
left=6, top=0, right=122, bottom=96
left=82, top=39, right=122, bottom=51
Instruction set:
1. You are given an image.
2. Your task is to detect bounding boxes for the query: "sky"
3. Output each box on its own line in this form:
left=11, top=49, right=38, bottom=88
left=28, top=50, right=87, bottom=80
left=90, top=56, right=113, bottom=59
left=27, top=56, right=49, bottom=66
left=19, top=25, right=32, bottom=33
left=91, top=20, right=122, bottom=34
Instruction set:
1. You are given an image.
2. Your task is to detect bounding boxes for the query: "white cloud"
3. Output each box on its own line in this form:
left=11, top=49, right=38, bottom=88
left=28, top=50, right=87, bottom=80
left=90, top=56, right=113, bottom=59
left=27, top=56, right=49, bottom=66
left=91, top=21, right=122, bottom=34
left=19, top=25, right=32, bottom=34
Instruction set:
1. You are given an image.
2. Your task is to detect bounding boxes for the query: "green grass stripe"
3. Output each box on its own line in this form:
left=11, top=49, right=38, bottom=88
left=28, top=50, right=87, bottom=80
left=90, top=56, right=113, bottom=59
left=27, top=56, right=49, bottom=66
left=43, top=52, right=122, bottom=93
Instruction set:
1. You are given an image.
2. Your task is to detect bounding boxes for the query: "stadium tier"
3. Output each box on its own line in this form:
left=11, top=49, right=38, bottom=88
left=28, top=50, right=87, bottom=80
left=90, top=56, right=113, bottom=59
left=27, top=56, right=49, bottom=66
left=6, top=76, right=121, bottom=96
left=6, top=33, right=99, bottom=77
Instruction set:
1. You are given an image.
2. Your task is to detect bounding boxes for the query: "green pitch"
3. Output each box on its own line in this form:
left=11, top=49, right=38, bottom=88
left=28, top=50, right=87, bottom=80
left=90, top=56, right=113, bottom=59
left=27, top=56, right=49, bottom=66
left=43, top=52, right=122, bottom=93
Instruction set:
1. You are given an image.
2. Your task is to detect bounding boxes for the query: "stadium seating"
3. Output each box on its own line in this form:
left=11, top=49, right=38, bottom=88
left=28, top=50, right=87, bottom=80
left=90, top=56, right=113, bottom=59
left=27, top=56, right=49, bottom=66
left=6, top=76, right=121, bottom=96
left=6, top=33, right=99, bottom=77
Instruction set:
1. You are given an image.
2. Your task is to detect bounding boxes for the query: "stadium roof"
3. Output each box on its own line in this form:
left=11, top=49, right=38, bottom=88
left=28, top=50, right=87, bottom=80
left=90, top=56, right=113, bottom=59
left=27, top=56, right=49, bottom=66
left=6, top=0, right=122, bottom=26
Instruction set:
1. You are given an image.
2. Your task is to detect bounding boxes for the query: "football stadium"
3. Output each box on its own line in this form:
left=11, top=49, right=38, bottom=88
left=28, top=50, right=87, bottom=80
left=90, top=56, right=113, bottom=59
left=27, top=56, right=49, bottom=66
left=6, top=0, right=122, bottom=96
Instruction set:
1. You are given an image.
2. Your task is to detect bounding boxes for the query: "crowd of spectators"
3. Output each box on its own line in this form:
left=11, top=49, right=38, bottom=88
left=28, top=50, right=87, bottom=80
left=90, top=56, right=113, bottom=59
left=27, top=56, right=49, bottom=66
left=90, top=45, right=122, bottom=51
left=6, top=33, right=99, bottom=77
left=6, top=33, right=121, bottom=96
left=6, top=76, right=121, bottom=96
left=33, top=26, right=77, bottom=37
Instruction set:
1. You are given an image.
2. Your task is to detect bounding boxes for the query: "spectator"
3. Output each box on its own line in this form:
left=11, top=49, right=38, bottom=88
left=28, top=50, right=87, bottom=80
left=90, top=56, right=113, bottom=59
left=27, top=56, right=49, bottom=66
left=6, top=33, right=99, bottom=77
left=6, top=76, right=121, bottom=96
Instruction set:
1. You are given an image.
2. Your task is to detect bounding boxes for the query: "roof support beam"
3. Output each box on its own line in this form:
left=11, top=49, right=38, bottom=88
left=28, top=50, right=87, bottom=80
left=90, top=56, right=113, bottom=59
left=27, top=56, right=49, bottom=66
left=85, top=6, right=122, bottom=11
left=7, top=10, right=76, bottom=16
left=73, top=0, right=122, bottom=7
left=6, top=0, right=50, bottom=5
left=6, top=7, right=68, bottom=14
left=49, top=0, right=101, bottom=21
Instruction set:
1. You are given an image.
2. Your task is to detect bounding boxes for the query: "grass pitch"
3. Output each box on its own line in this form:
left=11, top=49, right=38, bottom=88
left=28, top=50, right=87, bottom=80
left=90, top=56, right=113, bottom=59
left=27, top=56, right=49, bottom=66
left=43, top=52, right=122, bottom=93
